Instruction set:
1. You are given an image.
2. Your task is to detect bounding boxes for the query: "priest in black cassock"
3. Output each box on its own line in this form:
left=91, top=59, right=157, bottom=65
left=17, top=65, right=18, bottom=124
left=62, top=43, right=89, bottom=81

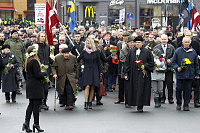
left=124, top=36, right=154, bottom=112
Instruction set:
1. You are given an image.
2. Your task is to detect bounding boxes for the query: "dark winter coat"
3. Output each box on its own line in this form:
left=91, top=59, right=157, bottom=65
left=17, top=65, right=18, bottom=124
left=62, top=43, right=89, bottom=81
left=171, top=46, right=199, bottom=79
left=2, top=53, right=19, bottom=92
left=124, top=47, right=154, bottom=106
left=77, top=50, right=102, bottom=88
left=26, top=59, right=47, bottom=99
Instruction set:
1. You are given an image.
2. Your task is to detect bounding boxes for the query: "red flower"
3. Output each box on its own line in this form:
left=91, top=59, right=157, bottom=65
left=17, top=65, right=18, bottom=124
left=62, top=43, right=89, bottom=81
left=148, top=44, right=151, bottom=47
left=159, top=58, right=163, bottom=62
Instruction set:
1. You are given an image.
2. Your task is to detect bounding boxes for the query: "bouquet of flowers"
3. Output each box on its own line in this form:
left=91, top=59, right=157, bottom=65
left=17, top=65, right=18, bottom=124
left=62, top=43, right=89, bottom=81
left=41, top=64, right=50, bottom=83
left=163, top=56, right=173, bottom=71
left=145, top=43, right=153, bottom=52
left=50, top=46, right=55, bottom=54
left=107, top=45, right=119, bottom=64
left=181, top=58, right=191, bottom=69
left=3, top=55, right=15, bottom=75
left=136, top=60, right=147, bottom=78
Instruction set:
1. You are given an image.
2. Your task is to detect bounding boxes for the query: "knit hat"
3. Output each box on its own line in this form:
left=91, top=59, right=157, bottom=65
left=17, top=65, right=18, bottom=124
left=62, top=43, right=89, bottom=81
left=11, top=30, right=18, bottom=35
left=153, top=48, right=161, bottom=57
left=127, top=36, right=134, bottom=43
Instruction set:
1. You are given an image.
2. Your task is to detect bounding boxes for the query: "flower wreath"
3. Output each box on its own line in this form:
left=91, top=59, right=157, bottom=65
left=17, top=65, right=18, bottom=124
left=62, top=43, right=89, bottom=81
left=25, top=44, right=39, bottom=58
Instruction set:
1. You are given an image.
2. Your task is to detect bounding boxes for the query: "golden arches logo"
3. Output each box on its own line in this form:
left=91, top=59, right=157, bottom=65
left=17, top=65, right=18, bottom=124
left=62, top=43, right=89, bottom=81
left=67, top=7, right=71, bottom=13
left=85, top=6, right=94, bottom=18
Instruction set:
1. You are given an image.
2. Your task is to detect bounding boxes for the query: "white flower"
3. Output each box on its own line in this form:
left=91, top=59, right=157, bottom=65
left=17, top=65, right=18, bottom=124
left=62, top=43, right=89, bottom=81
left=11, top=55, right=14, bottom=58
left=50, top=54, right=55, bottom=61
left=81, top=65, right=84, bottom=69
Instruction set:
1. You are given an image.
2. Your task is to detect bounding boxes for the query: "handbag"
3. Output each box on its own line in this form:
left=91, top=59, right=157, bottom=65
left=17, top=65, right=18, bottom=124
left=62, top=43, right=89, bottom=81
left=99, top=74, right=106, bottom=96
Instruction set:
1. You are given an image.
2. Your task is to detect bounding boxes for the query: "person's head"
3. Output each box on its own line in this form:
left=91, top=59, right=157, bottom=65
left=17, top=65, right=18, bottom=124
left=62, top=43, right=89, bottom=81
left=153, top=48, right=161, bottom=57
left=167, top=32, right=173, bottom=40
left=144, top=33, right=149, bottom=42
left=2, top=45, right=10, bottom=54
left=185, top=30, right=193, bottom=39
left=132, top=32, right=137, bottom=39
left=104, top=31, right=111, bottom=41
left=135, top=29, right=141, bottom=36
left=182, top=36, right=191, bottom=49
left=118, top=30, right=123, bottom=39
left=134, top=36, right=144, bottom=49
left=36, top=31, right=47, bottom=43
left=177, top=32, right=183, bottom=38
left=84, top=38, right=96, bottom=51
left=183, top=27, right=189, bottom=35
left=127, top=36, right=134, bottom=49
left=153, top=29, right=158, bottom=36
left=11, top=30, right=18, bottom=39
left=148, top=33, right=154, bottom=42
left=0, top=32, right=5, bottom=40
left=122, top=32, right=130, bottom=42
left=98, top=36, right=104, bottom=45
left=161, top=34, right=168, bottom=45
left=53, top=38, right=58, bottom=45
left=31, top=34, right=37, bottom=42
left=79, top=30, right=84, bottom=37
left=59, top=35, right=66, bottom=44
left=156, top=37, right=161, bottom=44
left=28, top=28, right=33, bottom=34
left=88, top=33, right=95, bottom=39
left=61, top=48, right=70, bottom=59
left=59, top=44, right=68, bottom=54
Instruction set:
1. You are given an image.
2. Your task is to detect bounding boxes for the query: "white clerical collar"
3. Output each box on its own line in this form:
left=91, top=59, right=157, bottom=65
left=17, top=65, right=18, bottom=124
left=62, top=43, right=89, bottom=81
left=136, top=48, right=141, bottom=56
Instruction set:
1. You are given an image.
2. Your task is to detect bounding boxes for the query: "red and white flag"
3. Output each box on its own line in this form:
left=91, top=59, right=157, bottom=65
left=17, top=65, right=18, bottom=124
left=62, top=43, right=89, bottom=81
left=191, top=6, right=200, bottom=31
left=45, top=0, right=60, bottom=46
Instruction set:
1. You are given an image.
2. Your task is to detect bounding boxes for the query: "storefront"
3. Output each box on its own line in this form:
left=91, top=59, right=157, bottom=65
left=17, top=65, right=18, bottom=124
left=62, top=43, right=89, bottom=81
left=0, top=7, right=14, bottom=21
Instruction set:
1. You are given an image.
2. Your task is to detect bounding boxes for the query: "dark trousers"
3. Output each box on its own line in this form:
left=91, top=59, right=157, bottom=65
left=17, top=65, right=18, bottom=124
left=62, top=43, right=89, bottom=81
left=5, top=91, right=16, bottom=100
left=61, top=78, right=74, bottom=106
left=118, top=76, right=124, bottom=101
left=25, top=99, right=42, bottom=125
left=176, top=79, right=193, bottom=107
left=162, top=71, right=173, bottom=100
left=77, top=69, right=82, bottom=89
left=42, top=82, right=49, bottom=105
left=107, top=74, right=114, bottom=90
left=124, top=79, right=129, bottom=104
left=193, top=78, right=200, bottom=104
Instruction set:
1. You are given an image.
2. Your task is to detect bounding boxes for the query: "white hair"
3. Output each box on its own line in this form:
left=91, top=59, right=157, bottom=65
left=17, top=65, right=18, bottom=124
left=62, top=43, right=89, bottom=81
left=182, top=36, right=191, bottom=42
left=132, top=32, right=137, bottom=37
left=161, top=34, right=168, bottom=39
left=59, top=44, right=68, bottom=49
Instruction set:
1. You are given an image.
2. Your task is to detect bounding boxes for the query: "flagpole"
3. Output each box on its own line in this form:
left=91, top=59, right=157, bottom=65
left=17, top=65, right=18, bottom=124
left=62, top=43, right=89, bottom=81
left=59, top=22, right=80, bottom=56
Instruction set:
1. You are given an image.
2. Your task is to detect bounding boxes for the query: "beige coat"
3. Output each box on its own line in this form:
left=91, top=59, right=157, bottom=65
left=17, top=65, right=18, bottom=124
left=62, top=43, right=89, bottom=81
left=51, top=54, right=78, bottom=95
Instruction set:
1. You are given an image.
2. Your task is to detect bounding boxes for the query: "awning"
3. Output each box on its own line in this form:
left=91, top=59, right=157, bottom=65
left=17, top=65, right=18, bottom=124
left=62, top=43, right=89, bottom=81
left=0, top=7, right=14, bottom=10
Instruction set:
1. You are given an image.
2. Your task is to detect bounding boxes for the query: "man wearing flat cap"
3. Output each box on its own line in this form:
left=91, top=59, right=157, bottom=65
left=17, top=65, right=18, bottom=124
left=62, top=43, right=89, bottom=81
left=124, top=36, right=154, bottom=112
left=4, top=30, right=26, bottom=95
left=115, top=32, right=130, bottom=104
left=51, top=48, right=79, bottom=110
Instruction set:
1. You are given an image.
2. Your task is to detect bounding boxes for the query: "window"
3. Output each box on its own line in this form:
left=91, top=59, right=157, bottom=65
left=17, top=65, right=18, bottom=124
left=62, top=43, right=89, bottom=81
left=27, top=0, right=36, bottom=10
left=108, top=5, right=126, bottom=25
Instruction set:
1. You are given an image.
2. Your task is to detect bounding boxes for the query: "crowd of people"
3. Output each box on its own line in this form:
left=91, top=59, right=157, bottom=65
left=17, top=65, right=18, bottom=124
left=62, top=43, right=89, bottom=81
left=0, top=23, right=200, bottom=132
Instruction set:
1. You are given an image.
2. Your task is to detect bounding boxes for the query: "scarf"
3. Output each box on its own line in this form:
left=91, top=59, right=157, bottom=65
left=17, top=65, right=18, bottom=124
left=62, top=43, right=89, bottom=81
left=86, top=48, right=93, bottom=54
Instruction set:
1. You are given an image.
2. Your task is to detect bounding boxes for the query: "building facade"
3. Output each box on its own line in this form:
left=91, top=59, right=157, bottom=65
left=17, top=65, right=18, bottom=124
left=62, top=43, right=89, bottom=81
left=61, top=0, right=199, bottom=29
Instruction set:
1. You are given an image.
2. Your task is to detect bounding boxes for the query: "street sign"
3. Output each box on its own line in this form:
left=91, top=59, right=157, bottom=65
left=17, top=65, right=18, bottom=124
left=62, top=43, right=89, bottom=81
left=35, top=4, right=46, bottom=25
left=127, top=13, right=134, bottom=20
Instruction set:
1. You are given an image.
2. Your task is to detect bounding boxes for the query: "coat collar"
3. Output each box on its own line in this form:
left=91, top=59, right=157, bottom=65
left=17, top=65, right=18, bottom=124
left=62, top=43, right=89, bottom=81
left=2, top=52, right=12, bottom=58
left=181, top=46, right=193, bottom=53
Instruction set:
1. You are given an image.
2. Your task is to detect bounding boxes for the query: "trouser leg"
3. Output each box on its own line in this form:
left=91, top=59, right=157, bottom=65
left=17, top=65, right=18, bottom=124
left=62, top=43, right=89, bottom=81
left=118, top=76, right=124, bottom=101
left=176, top=79, right=183, bottom=105
left=166, top=71, right=174, bottom=100
left=183, top=79, right=193, bottom=107
left=25, top=99, right=33, bottom=124
left=124, top=79, right=129, bottom=104
left=5, top=92, right=10, bottom=100
left=33, top=99, right=42, bottom=125
left=152, top=81, right=159, bottom=98
left=194, top=78, right=200, bottom=104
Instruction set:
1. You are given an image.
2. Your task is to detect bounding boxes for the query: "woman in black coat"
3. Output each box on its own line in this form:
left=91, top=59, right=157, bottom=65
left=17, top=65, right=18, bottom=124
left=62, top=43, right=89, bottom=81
left=77, top=38, right=102, bottom=109
left=22, top=46, right=47, bottom=132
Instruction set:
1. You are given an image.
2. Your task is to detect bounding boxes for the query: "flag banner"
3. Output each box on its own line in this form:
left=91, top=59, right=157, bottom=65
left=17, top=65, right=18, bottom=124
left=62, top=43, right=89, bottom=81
left=45, top=1, right=60, bottom=46
left=191, top=6, right=200, bottom=31
left=119, top=8, right=125, bottom=24
left=69, top=0, right=76, bottom=33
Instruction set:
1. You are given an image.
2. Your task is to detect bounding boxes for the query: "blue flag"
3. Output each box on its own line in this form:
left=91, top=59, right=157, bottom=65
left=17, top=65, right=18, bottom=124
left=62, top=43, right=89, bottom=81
left=187, top=1, right=193, bottom=29
left=70, top=0, right=76, bottom=33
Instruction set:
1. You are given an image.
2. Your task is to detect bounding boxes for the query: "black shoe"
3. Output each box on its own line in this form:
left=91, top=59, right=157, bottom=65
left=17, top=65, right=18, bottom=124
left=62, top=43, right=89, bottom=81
left=137, top=106, right=143, bottom=112
left=84, top=102, right=88, bottom=110
left=125, top=104, right=131, bottom=108
left=16, top=90, right=22, bottom=95
left=183, top=106, right=190, bottom=111
left=114, top=100, right=124, bottom=104
left=6, top=100, right=10, bottom=103
left=88, top=102, right=92, bottom=109
left=168, top=99, right=174, bottom=104
left=96, top=101, right=103, bottom=105
left=33, top=124, right=44, bottom=132
left=22, top=123, right=32, bottom=132
left=161, top=99, right=165, bottom=104
left=194, top=103, right=200, bottom=108
left=12, top=98, right=16, bottom=103
left=40, top=104, right=49, bottom=110
left=176, top=105, right=181, bottom=111
left=154, top=102, right=161, bottom=108
left=109, top=89, right=113, bottom=92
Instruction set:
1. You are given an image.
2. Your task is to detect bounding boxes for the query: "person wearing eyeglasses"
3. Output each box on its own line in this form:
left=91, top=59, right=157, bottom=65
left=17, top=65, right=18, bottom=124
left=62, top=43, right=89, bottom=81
left=54, top=35, right=67, bottom=55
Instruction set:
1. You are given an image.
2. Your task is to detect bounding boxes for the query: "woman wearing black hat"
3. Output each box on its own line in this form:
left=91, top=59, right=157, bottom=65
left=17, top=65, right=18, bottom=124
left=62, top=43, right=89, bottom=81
left=2, top=44, right=19, bottom=103
left=22, top=45, right=47, bottom=132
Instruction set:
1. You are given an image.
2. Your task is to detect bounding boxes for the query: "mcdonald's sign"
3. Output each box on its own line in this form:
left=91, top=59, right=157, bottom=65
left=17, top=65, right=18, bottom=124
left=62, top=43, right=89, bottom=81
left=66, top=5, right=71, bottom=15
left=85, top=6, right=94, bottom=18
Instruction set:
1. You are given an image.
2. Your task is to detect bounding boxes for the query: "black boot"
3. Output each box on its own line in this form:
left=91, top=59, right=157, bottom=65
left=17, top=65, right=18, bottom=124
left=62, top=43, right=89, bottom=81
left=33, top=124, right=44, bottom=132
left=11, top=91, right=16, bottom=103
left=41, top=92, right=49, bottom=110
left=84, top=102, right=88, bottom=110
left=5, top=92, right=10, bottom=103
left=22, top=123, right=32, bottom=132
left=154, top=97, right=161, bottom=108
left=88, top=102, right=92, bottom=109
left=137, top=106, right=143, bottom=112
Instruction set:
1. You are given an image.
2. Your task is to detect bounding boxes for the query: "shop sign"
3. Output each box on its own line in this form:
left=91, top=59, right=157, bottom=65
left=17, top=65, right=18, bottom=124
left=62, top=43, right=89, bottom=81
left=110, top=0, right=124, bottom=6
left=35, top=4, right=46, bottom=25
left=66, top=5, right=71, bottom=15
left=119, top=8, right=125, bottom=24
left=147, top=0, right=180, bottom=4
left=85, top=6, right=94, bottom=18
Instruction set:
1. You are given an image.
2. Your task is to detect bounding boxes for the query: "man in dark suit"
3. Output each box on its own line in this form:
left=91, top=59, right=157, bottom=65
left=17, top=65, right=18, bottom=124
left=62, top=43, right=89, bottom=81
left=143, top=33, right=158, bottom=48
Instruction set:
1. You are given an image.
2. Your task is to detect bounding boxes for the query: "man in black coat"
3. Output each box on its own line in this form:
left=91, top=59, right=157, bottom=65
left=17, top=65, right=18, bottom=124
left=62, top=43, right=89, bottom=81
left=124, top=36, right=154, bottom=112
left=0, top=32, right=5, bottom=48
left=154, top=34, right=175, bottom=104
left=115, top=32, right=130, bottom=105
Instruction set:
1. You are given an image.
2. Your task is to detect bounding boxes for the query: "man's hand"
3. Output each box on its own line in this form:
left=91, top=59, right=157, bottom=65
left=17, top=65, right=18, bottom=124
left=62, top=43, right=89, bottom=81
left=76, top=78, right=78, bottom=83
left=177, top=67, right=182, bottom=72
left=53, top=74, right=58, bottom=79
left=155, top=67, right=159, bottom=71
left=167, top=59, right=171, bottom=64
left=103, top=70, right=107, bottom=73
left=125, top=76, right=128, bottom=80
left=195, top=76, right=199, bottom=79
left=104, top=47, right=108, bottom=51
left=141, top=65, right=145, bottom=70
